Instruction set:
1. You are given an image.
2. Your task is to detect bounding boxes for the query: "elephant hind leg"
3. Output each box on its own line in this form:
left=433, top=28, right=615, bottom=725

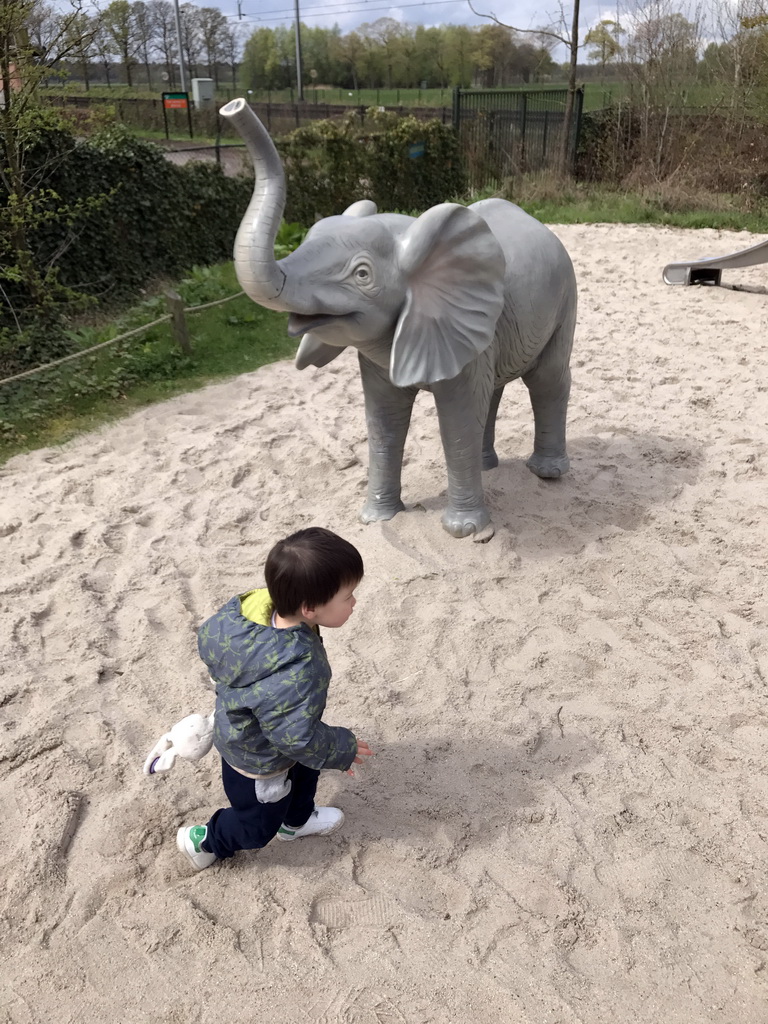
left=482, top=385, right=505, bottom=470
left=522, top=320, right=573, bottom=480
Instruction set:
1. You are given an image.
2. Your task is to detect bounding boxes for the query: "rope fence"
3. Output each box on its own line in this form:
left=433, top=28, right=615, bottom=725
left=0, top=289, right=246, bottom=388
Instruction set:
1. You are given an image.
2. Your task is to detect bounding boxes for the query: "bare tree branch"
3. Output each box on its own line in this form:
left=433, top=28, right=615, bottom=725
left=466, top=1, right=570, bottom=46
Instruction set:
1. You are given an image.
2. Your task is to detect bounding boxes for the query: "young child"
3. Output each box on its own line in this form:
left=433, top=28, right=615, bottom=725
left=176, top=526, right=373, bottom=870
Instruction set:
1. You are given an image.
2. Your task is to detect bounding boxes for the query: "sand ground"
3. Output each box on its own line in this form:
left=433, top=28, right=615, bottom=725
left=2, top=224, right=768, bottom=1024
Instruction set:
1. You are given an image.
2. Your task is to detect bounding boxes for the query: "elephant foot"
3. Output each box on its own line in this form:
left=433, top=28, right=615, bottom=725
left=360, top=499, right=405, bottom=524
left=526, top=453, right=570, bottom=479
left=482, top=450, right=499, bottom=471
left=441, top=506, right=492, bottom=539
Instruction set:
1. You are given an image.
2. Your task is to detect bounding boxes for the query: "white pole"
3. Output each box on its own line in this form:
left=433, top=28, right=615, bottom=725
left=173, top=0, right=187, bottom=92
left=294, top=0, right=303, bottom=101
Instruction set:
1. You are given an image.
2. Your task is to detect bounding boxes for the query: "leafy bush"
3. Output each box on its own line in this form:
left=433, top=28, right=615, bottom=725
left=277, top=110, right=466, bottom=223
left=33, top=123, right=253, bottom=299
left=0, top=113, right=252, bottom=376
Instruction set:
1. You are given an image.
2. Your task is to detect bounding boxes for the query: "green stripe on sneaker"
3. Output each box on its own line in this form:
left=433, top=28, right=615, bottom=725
left=189, top=825, right=207, bottom=851
left=277, top=826, right=295, bottom=836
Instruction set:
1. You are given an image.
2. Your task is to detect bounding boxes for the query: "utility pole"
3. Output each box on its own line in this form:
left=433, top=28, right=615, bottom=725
left=294, top=0, right=304, bottom=101
left=173, top=0, right=187, bottom=92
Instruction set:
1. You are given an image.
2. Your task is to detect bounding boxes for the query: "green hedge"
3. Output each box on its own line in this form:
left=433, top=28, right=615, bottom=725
left=29, top=123, right=252, bottom=301
left=277, top=110, right=466, bottom=223
left=0, top=114, right=252, bottom=374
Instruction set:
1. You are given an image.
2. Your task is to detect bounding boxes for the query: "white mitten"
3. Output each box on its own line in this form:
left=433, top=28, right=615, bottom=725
left=143, top=712, right=215, bottom=775
left=254, top=771, right=292, bottom=803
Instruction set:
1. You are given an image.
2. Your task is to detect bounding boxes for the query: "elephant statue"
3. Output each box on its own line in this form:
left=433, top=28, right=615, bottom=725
left=220, top=98, right=578, bottom=539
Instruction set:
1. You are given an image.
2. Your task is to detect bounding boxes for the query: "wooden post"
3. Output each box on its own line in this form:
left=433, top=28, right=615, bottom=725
left=165, top=290, right=191, bottom=354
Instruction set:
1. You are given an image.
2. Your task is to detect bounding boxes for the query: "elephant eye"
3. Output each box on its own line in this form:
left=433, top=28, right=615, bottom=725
left=353, top=264, right=372, bottom=285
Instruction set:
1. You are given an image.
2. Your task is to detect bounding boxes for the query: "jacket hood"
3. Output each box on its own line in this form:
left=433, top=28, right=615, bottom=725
left=197, top=589, right=314, bottom=689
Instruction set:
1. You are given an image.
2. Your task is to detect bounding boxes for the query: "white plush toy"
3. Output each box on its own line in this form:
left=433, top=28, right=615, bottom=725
left=143, top=712, right=215, bottom=775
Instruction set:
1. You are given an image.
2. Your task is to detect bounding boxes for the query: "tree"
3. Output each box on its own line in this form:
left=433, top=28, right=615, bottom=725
left=584, top=18, right=624, bottom=80
left=334, top=30, right=367, bottom=89
left=364, top=18, right=404, bottom=89
left=626, top=10, right=699, bottom=77
left=0, top=0, right=102, bottom=370
left=398, top=25, right=419, bottom=87
left=62, top=11, right=96, bottom=90
left=102, top=0, right=138, bottom=86
left=241, top=27, right=289, bottom=91
left=444, top=24, right=474, bottom=86
left=303, top=25, right=345, bottom=86
left=149, top=0, right=178, bottom=88
left=472, top=24, right=517, bottom=87
left=91, top=15, right=115, bottom=87
left=467, top=0, right=582, bottom=175
left=197, top=5, right=227, bottom=84
left=23, top=1, right=60, bottom=53
left=220, top=21, right=243, bottom=90
left=133, top=0, right=154, bottom=89
left=179, top=3, right=201, bottom=80
left=737, top=6, right=768, bottom=89
left=415, top=25, right=448, bottom=88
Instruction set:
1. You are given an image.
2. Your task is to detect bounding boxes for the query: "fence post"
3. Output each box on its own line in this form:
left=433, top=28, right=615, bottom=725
left=451, top=86, right=461, bottom=130
left=572, top=86, right=585, bottom=174
left=165, top=291, right=192, bottom=355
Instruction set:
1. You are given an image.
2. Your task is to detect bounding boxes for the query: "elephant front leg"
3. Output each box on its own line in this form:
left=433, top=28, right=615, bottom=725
left=359, top=354, right=417, bottom=523
left=432, top=364, right=492, bottom=538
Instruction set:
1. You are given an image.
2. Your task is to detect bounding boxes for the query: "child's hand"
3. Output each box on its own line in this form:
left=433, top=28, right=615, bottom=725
left=347, top=740, right=374, bottom=776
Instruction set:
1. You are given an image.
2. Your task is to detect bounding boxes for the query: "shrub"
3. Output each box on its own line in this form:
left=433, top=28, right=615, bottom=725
left=277, top=110, right=466, bottom=223
left=0, top=113, right=252, bottom=375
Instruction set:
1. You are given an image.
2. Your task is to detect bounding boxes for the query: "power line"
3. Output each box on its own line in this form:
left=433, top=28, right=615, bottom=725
left=251, top=0, right=388, bottom=14
left=240, top=0, right=467, bottom=25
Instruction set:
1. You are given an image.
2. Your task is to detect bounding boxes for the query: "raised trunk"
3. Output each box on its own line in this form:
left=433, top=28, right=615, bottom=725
left=219, top=98, right=287, bottom=307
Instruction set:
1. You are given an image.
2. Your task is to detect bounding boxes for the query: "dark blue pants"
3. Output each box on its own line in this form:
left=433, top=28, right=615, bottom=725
left=203, top=760, right=319, bottom=860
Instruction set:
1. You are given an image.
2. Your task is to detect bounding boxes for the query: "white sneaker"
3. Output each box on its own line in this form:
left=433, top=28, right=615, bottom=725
left=176, top=825, right=217, bottom=870
left=276, top=806, right=344, bottom=841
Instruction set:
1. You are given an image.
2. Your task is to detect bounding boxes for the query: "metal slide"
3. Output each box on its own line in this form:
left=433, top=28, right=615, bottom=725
left=663, top=236, right=768, bottom=285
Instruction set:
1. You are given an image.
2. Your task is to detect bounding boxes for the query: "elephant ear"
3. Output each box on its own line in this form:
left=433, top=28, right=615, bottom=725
left=295, top=332, right=346, bottom=370
left=391, top=204, right=506, bottom=388
left=342, top=200, right=378, bottom=217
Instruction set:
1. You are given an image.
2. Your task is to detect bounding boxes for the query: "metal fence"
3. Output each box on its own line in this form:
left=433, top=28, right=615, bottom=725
left=452, top=87, right=585, bottom=188
left=41, top=93, right=452, bottom=140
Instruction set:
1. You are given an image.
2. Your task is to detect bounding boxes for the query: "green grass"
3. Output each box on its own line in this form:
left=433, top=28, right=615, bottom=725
left=0, top=263, right=295, bottom=465
left=40, top=80, right=768, bottom=118
left=511, top=189, right=768, bottom=231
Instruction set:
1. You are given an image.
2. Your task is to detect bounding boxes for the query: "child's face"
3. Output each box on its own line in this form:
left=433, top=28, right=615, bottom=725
left=304, top=580, right=359, bottom=629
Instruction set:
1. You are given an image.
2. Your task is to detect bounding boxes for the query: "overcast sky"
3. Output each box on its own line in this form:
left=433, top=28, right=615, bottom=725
left=213, top=1, right=621, bottom=62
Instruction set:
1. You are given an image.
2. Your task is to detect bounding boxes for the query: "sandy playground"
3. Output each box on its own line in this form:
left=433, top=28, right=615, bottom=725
left=2, top=223, right=768, bottom=1024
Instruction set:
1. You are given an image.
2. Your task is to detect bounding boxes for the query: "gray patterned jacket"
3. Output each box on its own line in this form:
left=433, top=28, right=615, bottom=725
left=197, top=588, right=357, bottom=776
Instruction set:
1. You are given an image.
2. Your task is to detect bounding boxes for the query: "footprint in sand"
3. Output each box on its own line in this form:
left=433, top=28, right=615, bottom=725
left=310, top=893, right=403, bottom=929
